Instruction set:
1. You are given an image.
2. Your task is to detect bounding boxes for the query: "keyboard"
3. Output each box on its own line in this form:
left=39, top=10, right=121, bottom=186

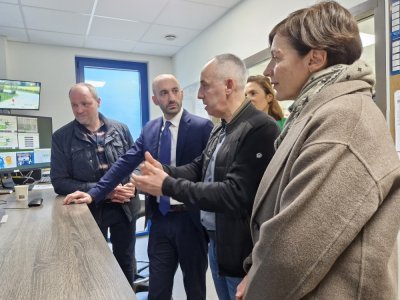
left=39, top=176, right=51, bottom=183
left=0, top=189, right=13, bottom=195
left=0, top=184, right=35, bottom=192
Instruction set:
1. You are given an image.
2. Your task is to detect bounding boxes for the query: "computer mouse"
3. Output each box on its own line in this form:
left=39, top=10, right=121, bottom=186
left=28, top=197, right=43, bottom=207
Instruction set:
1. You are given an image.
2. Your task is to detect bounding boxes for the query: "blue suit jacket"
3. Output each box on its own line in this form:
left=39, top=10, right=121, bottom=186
left=89, top=110, right=213, bottom=220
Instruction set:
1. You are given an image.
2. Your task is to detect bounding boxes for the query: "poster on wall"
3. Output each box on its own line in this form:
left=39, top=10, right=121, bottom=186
left=390, top=0, right=400, bottom=156
left=391, top=0, right=400, bottom=75
left=395, top=91, right=400, bottom=151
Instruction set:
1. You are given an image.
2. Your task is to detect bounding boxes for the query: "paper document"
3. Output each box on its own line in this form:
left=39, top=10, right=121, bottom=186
left=32, top=184, right=53, bottom=190
left=395, top=90, right=400, bottom=152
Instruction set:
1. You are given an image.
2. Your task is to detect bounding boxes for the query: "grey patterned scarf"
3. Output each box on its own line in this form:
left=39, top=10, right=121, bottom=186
left=274, top=60, right=375, bottom=149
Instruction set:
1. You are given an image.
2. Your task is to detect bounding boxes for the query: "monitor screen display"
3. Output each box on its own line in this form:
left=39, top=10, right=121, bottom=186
left=0, top=79, right=41, bottom=110
left=0, top=114, right=52, bottom=175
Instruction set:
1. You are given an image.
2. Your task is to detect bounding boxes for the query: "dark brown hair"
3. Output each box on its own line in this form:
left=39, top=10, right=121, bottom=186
left=247, top=75, right=284, bottom=121
left=269, top=1, right=362, bottom=67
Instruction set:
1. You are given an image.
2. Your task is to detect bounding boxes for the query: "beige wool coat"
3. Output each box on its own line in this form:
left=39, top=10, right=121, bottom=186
left=244, top=80, right=400, bottom=299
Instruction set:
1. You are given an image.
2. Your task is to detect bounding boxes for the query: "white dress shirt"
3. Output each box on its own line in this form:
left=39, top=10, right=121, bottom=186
left=160, top=109, right=184, bottom=205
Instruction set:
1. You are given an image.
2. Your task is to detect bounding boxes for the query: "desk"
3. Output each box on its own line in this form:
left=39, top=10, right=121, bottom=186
left=0, top=188, right=136, bottom=299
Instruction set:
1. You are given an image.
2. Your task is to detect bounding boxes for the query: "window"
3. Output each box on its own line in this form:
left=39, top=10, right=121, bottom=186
left=75, top=57, right=149, bottom=140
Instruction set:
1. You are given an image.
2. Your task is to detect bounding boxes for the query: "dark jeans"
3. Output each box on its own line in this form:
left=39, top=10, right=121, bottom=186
left=147, top=209, right=208, bottom=300
left=208, top=236, right=242, bottom=300
left=99, top=203, right=137, bottom=285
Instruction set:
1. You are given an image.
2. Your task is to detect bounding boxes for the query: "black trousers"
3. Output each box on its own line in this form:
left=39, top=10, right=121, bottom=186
left=99, top=204, right=136, bottom=285
left=148, top=209, right=208, bottom=300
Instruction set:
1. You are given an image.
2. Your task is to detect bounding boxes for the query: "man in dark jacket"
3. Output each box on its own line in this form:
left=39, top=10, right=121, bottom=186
left=50, top=83, right=139, bottom=286
left=63, top=75, right=213, bottom=300
left=133, top=54, right=280, bottom=300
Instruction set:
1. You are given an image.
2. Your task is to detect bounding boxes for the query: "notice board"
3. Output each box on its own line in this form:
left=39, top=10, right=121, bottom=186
left=390, top=0, right=400, bottom=152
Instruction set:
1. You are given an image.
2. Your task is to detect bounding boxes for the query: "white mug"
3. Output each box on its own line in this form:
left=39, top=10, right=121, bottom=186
left=14, top=185, right=29, bottom=201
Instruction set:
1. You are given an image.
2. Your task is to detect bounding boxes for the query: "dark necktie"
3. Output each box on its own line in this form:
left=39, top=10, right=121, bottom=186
left=158, top=121, right=171, bottom=215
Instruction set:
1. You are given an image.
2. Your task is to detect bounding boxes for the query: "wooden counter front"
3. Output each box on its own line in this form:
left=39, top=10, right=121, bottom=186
left=0, top=188, right=136, bottom=300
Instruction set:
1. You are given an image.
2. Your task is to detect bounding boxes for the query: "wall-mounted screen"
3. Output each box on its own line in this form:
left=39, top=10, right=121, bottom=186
left=0, top=114, right=52, bottom=177
left=0, top=79, right=41, bottom=110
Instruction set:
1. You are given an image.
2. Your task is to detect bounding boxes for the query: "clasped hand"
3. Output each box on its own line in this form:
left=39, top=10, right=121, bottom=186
left=63, top=182, right=136, bottom=205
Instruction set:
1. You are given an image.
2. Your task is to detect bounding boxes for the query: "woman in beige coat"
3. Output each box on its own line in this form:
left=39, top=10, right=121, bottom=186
left=237, top=1, right=400, bottom=299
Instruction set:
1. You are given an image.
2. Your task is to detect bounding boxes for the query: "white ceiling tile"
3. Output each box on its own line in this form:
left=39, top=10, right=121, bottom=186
left=141, top=24, right=199, bottom=47
left=0, top=0, right=241, bottom=56
left=89, top=16, right=150, bottom=41
left=23, top=7, right=90, bottom=35
left=20, top=0, right=94, bottom=14
left=28, top=30, right=85, bottom=47
left=0, top=27, right=28, bottom=42
left=95, top=0, right=169, bottom=22
left=187, top=0, right=241, bottom=8
left=0, top=3, right=24, bottom=28
left=156, top=1, right=227, bottom=30
left=85, top=36, right=136, bottom=52
left=133, top=42, right=180, bottom=57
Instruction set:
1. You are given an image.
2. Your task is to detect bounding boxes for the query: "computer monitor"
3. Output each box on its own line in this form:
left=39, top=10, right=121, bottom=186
left=0, top=113, right=52, bottom=188
left=0, top=79, right=41, bottom=110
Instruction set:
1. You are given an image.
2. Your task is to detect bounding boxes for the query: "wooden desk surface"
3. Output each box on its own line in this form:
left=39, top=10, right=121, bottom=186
left=0, top=188, right=136, bottom=300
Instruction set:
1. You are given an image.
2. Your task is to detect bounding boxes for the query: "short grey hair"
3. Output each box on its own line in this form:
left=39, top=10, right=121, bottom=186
left=213, top=53, right=248, bottom=90
left=69, top=83, right=99, bottom=100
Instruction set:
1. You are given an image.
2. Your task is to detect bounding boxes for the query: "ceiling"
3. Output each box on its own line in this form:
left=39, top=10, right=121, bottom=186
left=0, top=0, right=242, bottom=57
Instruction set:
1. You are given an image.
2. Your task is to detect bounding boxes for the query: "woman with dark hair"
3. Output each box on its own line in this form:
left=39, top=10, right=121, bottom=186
left=245, top=75, right=286, bottom=129
left=237, top=1, right=400, bottom=299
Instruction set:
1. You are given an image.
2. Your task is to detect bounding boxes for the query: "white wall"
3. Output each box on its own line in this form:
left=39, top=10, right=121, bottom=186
left=5, top=41, right=173, bottom=131
left=0, top=37, right=6, bottom=78
left=173, top=0, right=368, bottom=90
